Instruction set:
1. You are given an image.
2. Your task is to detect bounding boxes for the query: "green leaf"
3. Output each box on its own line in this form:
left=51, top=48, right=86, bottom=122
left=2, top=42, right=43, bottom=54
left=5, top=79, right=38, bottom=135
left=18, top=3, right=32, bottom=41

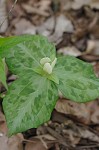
left=0, top=35, right=40, bottom=58
left=35, top=67, right=59, bottom=84
left=3, top=34, right=99, bottom=136
left=54, top=55, right=99, bottom=102
left=0, top=57, right=8, bottom=90
left=3, top=72, right=58, bottom=135
left=4, top=35, right=56, bottom=76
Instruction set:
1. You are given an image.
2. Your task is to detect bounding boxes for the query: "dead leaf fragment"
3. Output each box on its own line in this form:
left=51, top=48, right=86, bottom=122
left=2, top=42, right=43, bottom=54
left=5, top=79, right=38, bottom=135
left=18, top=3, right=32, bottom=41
left=58, top=46, right=82, bottom=57
left=86, top=40, right=95, bottom=54
left=86, top=100, right=99, bottom=124
left=54, top=14, right=74, bottom=38
left=0, top=134, right=8, bottom=150
left=22, top=4, right=49, bottom=17
left=25, top=139, right=47, bottom=150
left=0, top=0, right=8, bottom=33
left=0, top=111, right=7, bottom=133
left=90, top=0, right=99, bottom=9
left=91, top=40, right=99, bottom=55
left=14, top=18, right=36, bottom=35
left=50, top=14, right=74, bottom=44
left=37, top=16, right=55, bottom=37
left=55, top=99, right=90, bottom=124
left=72, top=0, right=91, bottom=9
left=0, top=133, right=23, bottom=150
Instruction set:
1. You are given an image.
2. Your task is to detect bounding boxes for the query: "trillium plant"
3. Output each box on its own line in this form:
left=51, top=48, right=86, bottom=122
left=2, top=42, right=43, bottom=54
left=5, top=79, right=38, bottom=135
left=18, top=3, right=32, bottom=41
left=0, top=35, right=99, bottom=136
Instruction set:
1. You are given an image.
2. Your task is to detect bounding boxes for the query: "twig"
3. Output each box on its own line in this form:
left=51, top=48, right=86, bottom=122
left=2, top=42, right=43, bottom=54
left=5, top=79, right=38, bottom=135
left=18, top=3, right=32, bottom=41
left=0, top=0, right=18, bottom=29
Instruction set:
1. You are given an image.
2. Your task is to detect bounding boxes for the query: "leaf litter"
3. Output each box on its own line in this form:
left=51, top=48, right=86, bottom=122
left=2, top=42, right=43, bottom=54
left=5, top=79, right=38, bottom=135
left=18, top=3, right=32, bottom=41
left=0, top=0, right=99, bottom=149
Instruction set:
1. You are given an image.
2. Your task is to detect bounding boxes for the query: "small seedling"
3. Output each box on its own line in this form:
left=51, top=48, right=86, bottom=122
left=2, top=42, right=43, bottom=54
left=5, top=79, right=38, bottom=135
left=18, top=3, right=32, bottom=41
left=0, top=35, right=99, bottom=136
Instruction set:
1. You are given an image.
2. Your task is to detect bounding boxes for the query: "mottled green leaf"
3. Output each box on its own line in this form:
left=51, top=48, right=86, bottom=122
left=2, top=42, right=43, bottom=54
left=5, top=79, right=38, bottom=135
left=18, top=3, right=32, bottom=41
left=0, top=35, right=39, bottom=58
left=3, top=72, right=58, bottom=135
left=54, top=55, right=99, bottom=102
left=2, top=35, right=99, bottom=136
left=5, top=35, right=56, bottom=76
left=0, top=57, right=8, bottom=90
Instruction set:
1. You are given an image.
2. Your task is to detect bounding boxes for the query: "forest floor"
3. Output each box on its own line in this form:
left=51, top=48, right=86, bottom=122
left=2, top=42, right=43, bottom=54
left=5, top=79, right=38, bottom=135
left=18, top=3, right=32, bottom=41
left=0, top=0, right=99, bottom=150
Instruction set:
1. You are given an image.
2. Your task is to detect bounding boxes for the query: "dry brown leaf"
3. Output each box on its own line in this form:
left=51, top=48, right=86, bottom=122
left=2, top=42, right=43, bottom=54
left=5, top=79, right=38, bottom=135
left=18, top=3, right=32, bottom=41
left=91, top=40, right=99, bottom=55
left=0, top=135, right=8, bottom=150
left=60, top=0, right=88, bottom=10
left=78, top=127, right=99, bottom=142
left=38, top=14, right=74, bottom=44
left=56, top=99, right=99, bottom=125
left=0, top=0, right=8, bottom=33
left=60, top=0, right=73, bottom=11
left=55, top=99, right=90, bottom=124
left=54, top=14, right=74, bottom=37
left=50, top=14, right=74, bottom=44
left=22, top=4, right=49, bottom=17
left=38, top=0, right=51, bottom=12
left=86, top=40, right=96, bottom=54
left=0, top=109, right=23, bottom=150
left=0, top=111, right=7, bottom=133
left=0, top=133, right=23, bottom=150
left=79, top=55, right=99, bottom=62
left=61, top=123, right=99, bottom=143
left=8, top=134, right=23, bottom=150
left=94, top=62, right=99, bottom=77
left=14, top=18, right=36, bottom=35
left=86, top=100, right=99, bottom=124
left=37, top=16, right=55, bottom=37
left=90, top=0, right=99, bottom=9
left=58, top=46, right=82, bottom=57
left=25, top=139, right=47, bottom=150
left=61, top=127, right=81, bottom=146
left=72, top=0, right=91, bottom=9
left=60, top=0, right=99, bottom=10
left=7, top=0, right=24, bottom=18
